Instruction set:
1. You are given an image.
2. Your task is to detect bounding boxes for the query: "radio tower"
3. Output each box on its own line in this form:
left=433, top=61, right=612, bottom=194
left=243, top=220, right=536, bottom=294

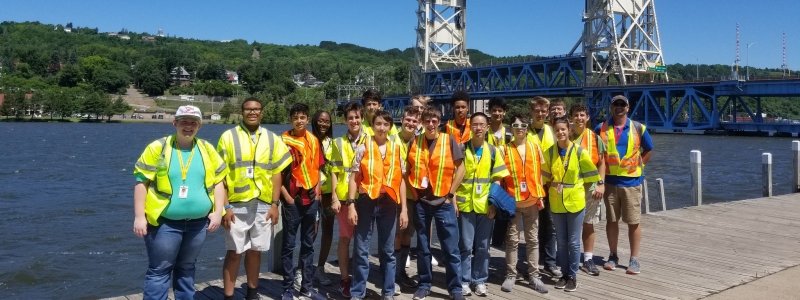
left=783, top=32, right=789, bottom=77
left=573, top=0, right=668, bottom=85
left=415, top=0, right=471, bottom=71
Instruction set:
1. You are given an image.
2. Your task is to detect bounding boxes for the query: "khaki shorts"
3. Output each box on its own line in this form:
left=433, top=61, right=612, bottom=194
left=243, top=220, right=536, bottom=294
left=604, top=184, right=642, bottom=225
left=225, top=200, right=273, bottom=254
left=583, top=183, right=601, bottom=225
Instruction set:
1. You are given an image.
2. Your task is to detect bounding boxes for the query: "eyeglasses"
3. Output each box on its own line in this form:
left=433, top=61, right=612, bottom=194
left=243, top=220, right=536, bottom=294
left=511, top=123, right=529, bottom=129
left=471, top=123, right=487, bottom=129
left=243, top=108, right=263, bottom=113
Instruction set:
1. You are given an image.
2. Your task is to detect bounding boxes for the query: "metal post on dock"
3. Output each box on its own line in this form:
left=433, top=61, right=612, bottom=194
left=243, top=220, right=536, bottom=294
left=656, top=178, right=666, bottom=211
left=763, top=153, right=773, bottom=197
left=793, top=141, right=800, bottom=192
left=690, top=150, right=702, bottom=206
left=642, top=178, right=650, bottom=214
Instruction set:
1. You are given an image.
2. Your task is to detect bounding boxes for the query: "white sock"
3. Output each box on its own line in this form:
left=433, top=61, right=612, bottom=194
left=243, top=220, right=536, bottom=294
left=584, top=252, right=593, bottom=262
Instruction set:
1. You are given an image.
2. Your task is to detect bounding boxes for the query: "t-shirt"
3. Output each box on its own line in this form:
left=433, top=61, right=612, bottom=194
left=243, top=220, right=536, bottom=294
left=162, top=146, right=212, bottom=220
left=594, top=120, right=654, bottom=187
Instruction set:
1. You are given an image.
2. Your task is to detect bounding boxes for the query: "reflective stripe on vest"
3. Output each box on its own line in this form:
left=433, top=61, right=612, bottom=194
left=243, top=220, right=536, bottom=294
left=503, top=140, right=546, bottom=201
left=574, top=128, right=600, bottom=165
left=282, top=130, right=321, bottom=189
left=332, top=132, right=368, bottom=200
left=600, top=119, right=643, bottom=177
left=456, top=144, right=510, bottom=214
left=358, top=138, right=403, bottom=203
left=222, top=126, right=291, bottom=203
left=527, top=124, right=555, bottom=151
left=408, top=133, right=455, bottom=197
left=445, top=119, right=472, bottom=144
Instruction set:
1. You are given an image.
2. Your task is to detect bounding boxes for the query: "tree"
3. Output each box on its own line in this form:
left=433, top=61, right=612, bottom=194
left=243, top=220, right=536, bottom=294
left=133, top=57, right=167, bottom=96
left=81, top=92, right=111, bottom=119
left=219, top=100, right=234, bottom=121
left=57, top=64, right=81, bottom=87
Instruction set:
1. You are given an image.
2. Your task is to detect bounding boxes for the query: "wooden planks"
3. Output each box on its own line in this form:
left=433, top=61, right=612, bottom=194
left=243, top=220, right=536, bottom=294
left=106, top=194, right=800, bottom=300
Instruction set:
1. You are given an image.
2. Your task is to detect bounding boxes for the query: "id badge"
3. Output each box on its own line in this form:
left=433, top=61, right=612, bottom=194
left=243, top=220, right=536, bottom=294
left=178, top=185, right=189, bottom=199
left=421, top=177, right=429, bottom=188
left=476, top=184, right=483, bottom=194
left=520, top=181, right=528, bottom=192
left=556, top=184, right=563, bottom=194
left=246, top=166, right=255, bottom=179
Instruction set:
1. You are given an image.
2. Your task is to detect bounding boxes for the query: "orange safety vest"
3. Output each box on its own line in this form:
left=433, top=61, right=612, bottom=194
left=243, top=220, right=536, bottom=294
left=444, top=119, right=472, bottom=144
left=281, top=130, right=321, bottom=189
left=599, top=119, right=644, bottom=177
left=357, top=137, right=403, bottom=203
left=407, top=133, right=455, bottom=197
left=574, top=128, right=600, bottom=165
left=502, top=140, right=546, bottom=201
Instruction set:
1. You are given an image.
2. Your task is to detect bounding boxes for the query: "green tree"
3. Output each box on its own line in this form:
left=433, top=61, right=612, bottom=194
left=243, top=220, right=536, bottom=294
left=219, top=100, right=234, bottom=121
left=57, top=64, right=81, bottom=87
left=81, top=92, right=111, bottom=119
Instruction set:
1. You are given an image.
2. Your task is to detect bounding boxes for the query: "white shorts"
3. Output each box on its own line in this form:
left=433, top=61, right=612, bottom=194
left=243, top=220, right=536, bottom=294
left=224, top=200, right=273, bottom=254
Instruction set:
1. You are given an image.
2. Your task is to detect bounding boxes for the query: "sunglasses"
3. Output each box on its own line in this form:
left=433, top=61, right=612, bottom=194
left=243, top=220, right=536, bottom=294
left=613, top=102, right=628, bottom=107
left=511, top=123, right=529, bottom=129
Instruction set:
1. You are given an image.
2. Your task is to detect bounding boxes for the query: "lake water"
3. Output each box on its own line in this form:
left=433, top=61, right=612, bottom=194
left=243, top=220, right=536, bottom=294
left=0, top=122, right=796, bottom=299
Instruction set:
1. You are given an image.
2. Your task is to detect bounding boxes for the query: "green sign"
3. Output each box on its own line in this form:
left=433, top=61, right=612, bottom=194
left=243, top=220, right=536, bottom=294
left=648, top=66, right=667, bottom=73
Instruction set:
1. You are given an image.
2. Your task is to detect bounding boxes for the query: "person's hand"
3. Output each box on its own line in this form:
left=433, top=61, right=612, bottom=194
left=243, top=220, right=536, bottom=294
left=348, top=204, right=358, bottom=226
left=267, top=204, right=279, bottom=225
left=399, top=209, right=408, bottom=230
left=133, top=217, right=148, bottom=238
left=331, top=199, right=341, bottom=214
left=451, top=195, right=460, bottom=217
left=592, top=184, right=605, bottom=200
left=536, top=197, right=545, bottom=211
left=222, top=208, right=235, bottom=230
left=208, top=211, right=222, bottom=232
left=487, top=205, right=496, bottom=219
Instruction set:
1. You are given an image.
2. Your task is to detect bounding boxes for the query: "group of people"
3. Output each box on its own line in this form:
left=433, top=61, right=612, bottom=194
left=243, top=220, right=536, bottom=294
left=131, top=90, right=653, bottom=300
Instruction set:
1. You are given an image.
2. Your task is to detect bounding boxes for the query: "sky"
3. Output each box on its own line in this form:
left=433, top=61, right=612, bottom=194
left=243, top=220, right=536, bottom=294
left=2, top=0, right=799, bottom=69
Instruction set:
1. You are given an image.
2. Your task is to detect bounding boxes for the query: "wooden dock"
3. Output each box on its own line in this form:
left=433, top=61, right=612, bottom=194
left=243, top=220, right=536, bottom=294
left=109, top=194, right=800, bottom=300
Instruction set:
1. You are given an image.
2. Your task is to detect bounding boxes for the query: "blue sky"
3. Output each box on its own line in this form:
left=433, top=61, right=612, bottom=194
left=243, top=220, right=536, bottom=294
left=2, top=0, right=798, bottom=69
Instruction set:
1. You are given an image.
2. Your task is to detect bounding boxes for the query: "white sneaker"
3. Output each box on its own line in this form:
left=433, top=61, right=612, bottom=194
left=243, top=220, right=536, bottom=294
left=474, top=283, right=488, bottom=296
left=461, top=283, right=472, bottom=296
left=406, top=256, right=411, bottom=268
left=314, top=268, right=331, bottom=286
left=431, top=256, right=439, bottom=267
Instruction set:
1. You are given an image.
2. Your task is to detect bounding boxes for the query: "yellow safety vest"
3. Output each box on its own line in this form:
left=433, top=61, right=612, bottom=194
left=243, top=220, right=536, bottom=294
left=542, top=143, right=601, bottom=213
left=331, top=132, right=368, bottom=200
left=456, top=144, right=510, bottom=214
left=320, top=137, right=334, bottom=194
left=217, top=125, right=292, bottom=204
left=527, top=124, right=556, bottom=151
left=600, top=119, right=645, bottom=177
left=134, top=135, right=228, bottom=226
left=487, top=125, right=510, bottom=148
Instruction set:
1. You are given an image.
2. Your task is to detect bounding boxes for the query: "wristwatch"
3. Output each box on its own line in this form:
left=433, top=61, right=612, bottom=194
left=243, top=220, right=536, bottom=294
left=224, top=204, right=234, bottom=210
left=597, top=180, right=605, bottom=185
left=346, top=199, right=357, bottom=205
left=445, top=193, right=454, bottom=199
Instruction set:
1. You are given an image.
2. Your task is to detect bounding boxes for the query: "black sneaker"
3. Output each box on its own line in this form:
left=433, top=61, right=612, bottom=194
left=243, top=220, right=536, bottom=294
left=581, top=260, right=600, bottom=276
left=604, top=253, right=619, bottom=271
left=554, top=277, right=567, bottom=289
left=564, top=277, right=577, bottom=292
left=412, top=288, right=430, bottom=300
left=245, top=287, right=261, bottom=300
left=398, top=271, right=418, bottom=288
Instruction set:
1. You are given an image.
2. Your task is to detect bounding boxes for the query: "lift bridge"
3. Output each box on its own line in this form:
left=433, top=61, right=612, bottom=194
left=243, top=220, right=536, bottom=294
left=374, top=0, right=800, bottom=135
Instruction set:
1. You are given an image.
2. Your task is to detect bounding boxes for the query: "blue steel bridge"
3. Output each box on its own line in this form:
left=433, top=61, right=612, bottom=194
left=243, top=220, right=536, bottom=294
left=355, top=1, right=800, bottom=135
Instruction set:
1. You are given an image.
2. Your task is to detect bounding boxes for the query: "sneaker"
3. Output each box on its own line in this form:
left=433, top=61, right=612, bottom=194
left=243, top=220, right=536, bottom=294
left=564, top=277, right=577, bottom=292
left=461, top=283, right=472, bottom=296
left=245, top=287, right=261, bottom=300
left=542, top=265, right=563, bottom=278
left=394, top=283, right=401, bottom=296
left=474, top=283, right=488, bottom=296
left=281, top=289, right=296, bottom=300
left=300, top=289, right=326, bottom=300
left=529, top=277, right=548, bottom=294
left=398, top=271, right=418, bottom=288
left=627, top=258, right=641, bottom=274
left=581, top=259, right=600, bottom=276
left=293, top=269, right=302, bottom=291
left=340, top=277, right=352, bottom=298
left=314, top=268, right=332, bottom=286
left=412, top=288, right=430, bottom=300
left=450, top=292, right=466, bottom=300
left=604, top=254, right=619, bottom=271
left=554, top=277, right=567, bottom=289
left=431, top=256, right=439, bottom=267
left=500, top=276, right=515, bottom=292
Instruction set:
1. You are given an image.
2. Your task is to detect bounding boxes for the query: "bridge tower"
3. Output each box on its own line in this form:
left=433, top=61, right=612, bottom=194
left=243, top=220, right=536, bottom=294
left=573, top=0, right=668, bottom=85
left=415, top=0, right=471, bottom=72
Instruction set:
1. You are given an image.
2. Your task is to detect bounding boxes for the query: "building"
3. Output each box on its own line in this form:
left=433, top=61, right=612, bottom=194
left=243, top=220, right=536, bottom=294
left=225, top=70, right=239, bottom=85
left=170, top=66, right=192, bottom=86
left=292, top=73, right=325, bottom=88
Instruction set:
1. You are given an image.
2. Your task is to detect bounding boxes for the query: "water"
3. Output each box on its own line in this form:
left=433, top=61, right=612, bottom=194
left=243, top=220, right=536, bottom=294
left=0, top=122, right=795, bottom=299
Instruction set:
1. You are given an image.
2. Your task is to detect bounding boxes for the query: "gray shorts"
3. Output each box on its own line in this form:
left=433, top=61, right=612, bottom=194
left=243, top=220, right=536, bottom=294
left=224, top=200, right=273, bottom=254
left=583, top=183, right=601, bottom=225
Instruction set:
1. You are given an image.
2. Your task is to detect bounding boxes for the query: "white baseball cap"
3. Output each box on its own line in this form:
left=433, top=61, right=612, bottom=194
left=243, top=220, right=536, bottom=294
left=175, top=105, right=202, bottom=120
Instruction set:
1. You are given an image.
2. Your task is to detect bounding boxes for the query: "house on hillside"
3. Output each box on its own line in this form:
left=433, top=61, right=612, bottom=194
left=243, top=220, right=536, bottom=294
left=225, top=70, right=239, bottom=85
left=170, top=66, right=192, bottom=86
left=292, top=73, right=325, bottom=88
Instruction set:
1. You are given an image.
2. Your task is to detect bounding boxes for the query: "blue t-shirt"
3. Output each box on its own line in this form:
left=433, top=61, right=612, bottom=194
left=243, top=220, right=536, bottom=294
left=594, top=120, right=654, bottom=187
left=161, top=145, right=212, bottom=220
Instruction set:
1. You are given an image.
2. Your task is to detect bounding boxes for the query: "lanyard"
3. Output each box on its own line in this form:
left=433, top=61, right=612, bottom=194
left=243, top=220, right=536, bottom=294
left=553, top=144, right=574, bottom=180
left=176, top=144, right=196, bottom=182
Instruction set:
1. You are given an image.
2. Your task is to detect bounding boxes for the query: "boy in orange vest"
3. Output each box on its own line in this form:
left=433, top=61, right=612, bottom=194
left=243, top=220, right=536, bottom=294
left=443, top=90, right=472, bottom=144
left=347, top=110, right=409, bottom=299
left=279, top=103, right=326, bottom=300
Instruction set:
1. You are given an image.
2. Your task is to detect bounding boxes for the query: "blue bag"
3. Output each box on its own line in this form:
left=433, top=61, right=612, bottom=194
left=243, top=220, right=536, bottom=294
left=489, top=182, right=516, bottom=220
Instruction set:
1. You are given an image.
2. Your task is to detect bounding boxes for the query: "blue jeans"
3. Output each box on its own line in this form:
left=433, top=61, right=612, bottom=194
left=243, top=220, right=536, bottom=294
left=143, top=217, right=208, bottom=300
left=458, top=212, right=493, bottom=285
left=351, top=194, right=398, bottom=297
left=552, top=209, right=585, bottom=278
left=538, top=197, right=557, bottom=268
left=414, top=200, right=462, bottom=294
left=280, top=199, right=319, bottom=292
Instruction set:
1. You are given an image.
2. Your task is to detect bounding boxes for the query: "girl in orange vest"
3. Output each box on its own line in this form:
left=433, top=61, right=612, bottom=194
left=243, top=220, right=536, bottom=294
left=347, top=110, right=409, bottom=299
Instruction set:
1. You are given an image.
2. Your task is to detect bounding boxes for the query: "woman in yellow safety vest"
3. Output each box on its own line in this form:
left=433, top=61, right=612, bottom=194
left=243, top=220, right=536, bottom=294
left=542, top=116, right=600, bottom=293
left=132, top=105, right=228, bottom=300
left=311, top=110, right=338, bottom=286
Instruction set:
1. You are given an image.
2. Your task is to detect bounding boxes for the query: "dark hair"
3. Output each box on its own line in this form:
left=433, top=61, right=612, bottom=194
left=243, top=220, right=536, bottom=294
left=345, top=102, right=362, bottom=117
left=508, top=113, right=529, bottom=124
left=470, top=112, right=489, bottom=123
left=361, top=89, right=381, bottom=105
left=403, top=105, right=422, bottom=119
left=372, top=110, right=393, bottom=125
left=487, top=97, right=508, bottom=111
left=240, top=97, right=262, bottom=112
left=451, top=90, right=470, bottom=104
left=551, top=116, right=570, bottom=126
left=288, top=103, right=309, bottom=118
left=569, top=103, right=589, bottom=117
left=550, top=98, right=566, bottom=108
left=422, top=106, right=442, bottom=120
left=311, top=110, right=332, bottom=141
